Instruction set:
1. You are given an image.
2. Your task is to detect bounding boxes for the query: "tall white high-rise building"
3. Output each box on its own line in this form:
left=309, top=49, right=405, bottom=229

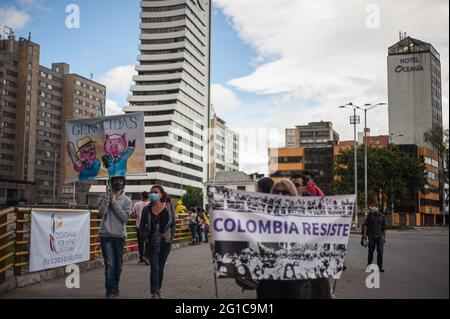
left=124, top=0, right=211, bottom=198
left=388, top=36, right=443, bottom=149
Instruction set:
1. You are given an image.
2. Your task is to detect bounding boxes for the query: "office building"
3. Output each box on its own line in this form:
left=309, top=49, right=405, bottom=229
left=123, top=0, right=211, bottom=199
left=286, top=121, right=339, bottom=148
left=388, top=36, right=443, bottom=149
left=0, top=35, right=105, bottom=206
left=209, top=113, right=239, bottom=178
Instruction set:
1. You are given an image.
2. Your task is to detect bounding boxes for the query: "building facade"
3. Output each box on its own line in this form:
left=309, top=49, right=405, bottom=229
left=388, top=36, right=444, bottom=222
left=286, top=121, right=339, bottom=148
left=268, top=147, right=334, bottom=195
left=0, top=36, right=105, bottom=206
left=123, top=0, right=211, bottom=199
left=388, top=36, right=443, bottom=149
left=209, top=113, right=239, bottom=178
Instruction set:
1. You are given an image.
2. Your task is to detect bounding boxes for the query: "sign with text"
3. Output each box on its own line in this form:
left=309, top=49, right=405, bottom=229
left=29, top=210, right=90, bottom=272
left=207, top=186, right=356, bottom=281
left=64, top=113, right=145, bottom=183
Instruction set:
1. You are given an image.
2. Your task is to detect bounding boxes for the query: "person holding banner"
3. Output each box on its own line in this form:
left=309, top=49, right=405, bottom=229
left=139, top=185, right=176, bottom=299
left=98, top=176, right=133, bottom=299
left=291, top=172, right=325, bottom=197
left=256, top=179, right=331, bottom=299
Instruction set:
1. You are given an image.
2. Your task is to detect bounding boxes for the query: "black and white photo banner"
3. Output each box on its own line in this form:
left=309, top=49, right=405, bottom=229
left=207, top=186, right=356, bottom=281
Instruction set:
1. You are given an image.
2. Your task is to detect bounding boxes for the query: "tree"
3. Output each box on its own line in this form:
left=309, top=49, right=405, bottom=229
left=424, top=127, right=449, bottom=206
left=181, top=186, right=203, bottom=210
left=334, top=145, right=428, bottom=213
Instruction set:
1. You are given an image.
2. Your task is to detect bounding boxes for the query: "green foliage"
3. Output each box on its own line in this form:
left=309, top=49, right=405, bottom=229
left=334, top=144, right=428, bottom=212
left=181, top=186, right=203, bottom=210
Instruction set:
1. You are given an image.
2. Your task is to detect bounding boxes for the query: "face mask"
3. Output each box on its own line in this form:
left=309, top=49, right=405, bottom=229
left=149, top=193, right=160, bottom=202
left=112, top=183, right=125, bottom=192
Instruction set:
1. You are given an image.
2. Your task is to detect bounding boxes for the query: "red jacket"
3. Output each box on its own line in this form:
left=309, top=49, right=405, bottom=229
left=306, top=181, right=325, bottom=197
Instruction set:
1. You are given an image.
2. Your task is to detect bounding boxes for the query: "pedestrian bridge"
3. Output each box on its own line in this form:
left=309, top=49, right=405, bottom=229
left=0, top=206, right=252, bottom=299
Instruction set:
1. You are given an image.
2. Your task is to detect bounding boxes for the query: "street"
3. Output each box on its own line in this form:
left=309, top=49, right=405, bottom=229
left=1, top=227, right=448, bottom=299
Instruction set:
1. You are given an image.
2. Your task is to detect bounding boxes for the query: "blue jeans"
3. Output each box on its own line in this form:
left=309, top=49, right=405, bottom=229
left=149, top=242, right=172, bottom=294
left=100, top=237, right=125, bottom=295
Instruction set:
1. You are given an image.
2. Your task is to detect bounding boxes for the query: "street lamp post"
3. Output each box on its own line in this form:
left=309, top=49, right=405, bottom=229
left=339, top=104, right=360, bottom=227
left=45, top=139, right=57, bottom=208
left=340, top=102, right=387, bottom=224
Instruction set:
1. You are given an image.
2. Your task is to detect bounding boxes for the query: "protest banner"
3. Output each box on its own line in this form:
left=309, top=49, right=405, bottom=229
left=64, top=113, right=145, bottom=183
left=207, top=186, right=356, bottom=281
left=29, top=210, right=90, bottom=272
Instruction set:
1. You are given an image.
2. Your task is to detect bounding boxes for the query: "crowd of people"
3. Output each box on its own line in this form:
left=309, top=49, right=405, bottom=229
left=188, top=207, right=210, bottom=245
left=95, top=170, right=354, bottom=300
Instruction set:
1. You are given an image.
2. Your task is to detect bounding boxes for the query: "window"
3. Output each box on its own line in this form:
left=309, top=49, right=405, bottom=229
left=237, top=186, right=246, bottom=191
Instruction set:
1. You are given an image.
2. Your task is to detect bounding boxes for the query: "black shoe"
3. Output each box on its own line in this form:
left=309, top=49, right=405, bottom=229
left=380, top=269, right=385, bottom=273
left=143, top=257, right=150, bottom=266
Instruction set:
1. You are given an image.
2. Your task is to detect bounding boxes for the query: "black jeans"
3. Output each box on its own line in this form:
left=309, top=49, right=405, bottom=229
left=149, top=242, right=172, bottom=295
left=100, top=237, right=125, bottom=296
left=191, top=224, right=198, bottom=244
left=368, top=237, right=385, bottom=270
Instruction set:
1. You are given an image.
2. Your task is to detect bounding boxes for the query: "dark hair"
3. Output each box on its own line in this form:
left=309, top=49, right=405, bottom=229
left=302, top=170, right=314, bottom=180
left=141, top=191, right=149, bottom=200
left=283, top=264, right=296, bottom=279
left=290, top=172, right=309, bottom=185
left=150, top=185, right=170, bottom=203
left=111, top=176, right=126, bottom=186
left=257, top=177, right=274, bottom=194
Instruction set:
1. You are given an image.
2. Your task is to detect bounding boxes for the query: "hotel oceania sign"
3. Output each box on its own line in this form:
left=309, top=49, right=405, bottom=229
left=395, top=56, right=424, bottom=73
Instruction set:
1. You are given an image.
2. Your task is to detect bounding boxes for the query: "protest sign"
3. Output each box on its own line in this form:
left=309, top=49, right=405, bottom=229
left=207, top=186, right=356, bottom=281
left=64, top=113, right=145, bottom=183
left=29, top=210, right=90, bottom=272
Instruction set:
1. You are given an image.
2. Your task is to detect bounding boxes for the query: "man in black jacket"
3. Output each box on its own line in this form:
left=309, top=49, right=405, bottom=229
left=362, top=206, right=387, bottom=272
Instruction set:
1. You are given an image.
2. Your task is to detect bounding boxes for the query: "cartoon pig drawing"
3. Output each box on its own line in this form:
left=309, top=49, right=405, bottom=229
left=102, top=134, right=136, bottom=177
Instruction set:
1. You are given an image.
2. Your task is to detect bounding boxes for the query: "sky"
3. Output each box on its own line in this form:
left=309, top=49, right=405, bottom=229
left=1, top=0, right=449, bottom=174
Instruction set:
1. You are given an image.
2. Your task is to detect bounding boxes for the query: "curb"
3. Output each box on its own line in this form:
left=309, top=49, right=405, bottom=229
left=0, top=242, right=191, bottom=296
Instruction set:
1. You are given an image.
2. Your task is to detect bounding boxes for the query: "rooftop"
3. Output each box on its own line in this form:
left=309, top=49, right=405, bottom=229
left=206, top=171, right=252, bottom=184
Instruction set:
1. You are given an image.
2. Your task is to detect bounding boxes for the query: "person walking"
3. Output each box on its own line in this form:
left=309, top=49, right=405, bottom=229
left=202, top=210, right=210, bottom=243
left=139, top=185, right=176, bottom=299
left=196, top=209, right=205, bottom=245
left=132, top=191, right=150, bottom=265
left=98, top=176, right=133, bottom=299
left=189, top=208, right=198, bottom=245
left=362, top=205, right=386, bottom=272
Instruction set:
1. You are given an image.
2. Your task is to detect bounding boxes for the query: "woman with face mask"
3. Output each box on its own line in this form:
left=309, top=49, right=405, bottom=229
left=139, top=185, right=176, bottom=299
left=98, top=176, right=133, bottom=299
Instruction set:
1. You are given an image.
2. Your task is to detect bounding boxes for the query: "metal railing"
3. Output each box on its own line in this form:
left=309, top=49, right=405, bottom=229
left=0, top=207, right=192, bottom=284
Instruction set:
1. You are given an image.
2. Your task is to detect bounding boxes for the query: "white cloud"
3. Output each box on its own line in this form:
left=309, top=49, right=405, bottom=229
left=18, top=0, right=49, bottom=11
left=211, top=83, right=241, bottom=116
left=99, top=65, right=136, bottom=96
left=216, top=0, right=449, bottom=133
left=105, top=99, right=124, bottom=116
left=0, top=6, right=30, bottom=30
left=215, top=0, right=449, bottom=174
